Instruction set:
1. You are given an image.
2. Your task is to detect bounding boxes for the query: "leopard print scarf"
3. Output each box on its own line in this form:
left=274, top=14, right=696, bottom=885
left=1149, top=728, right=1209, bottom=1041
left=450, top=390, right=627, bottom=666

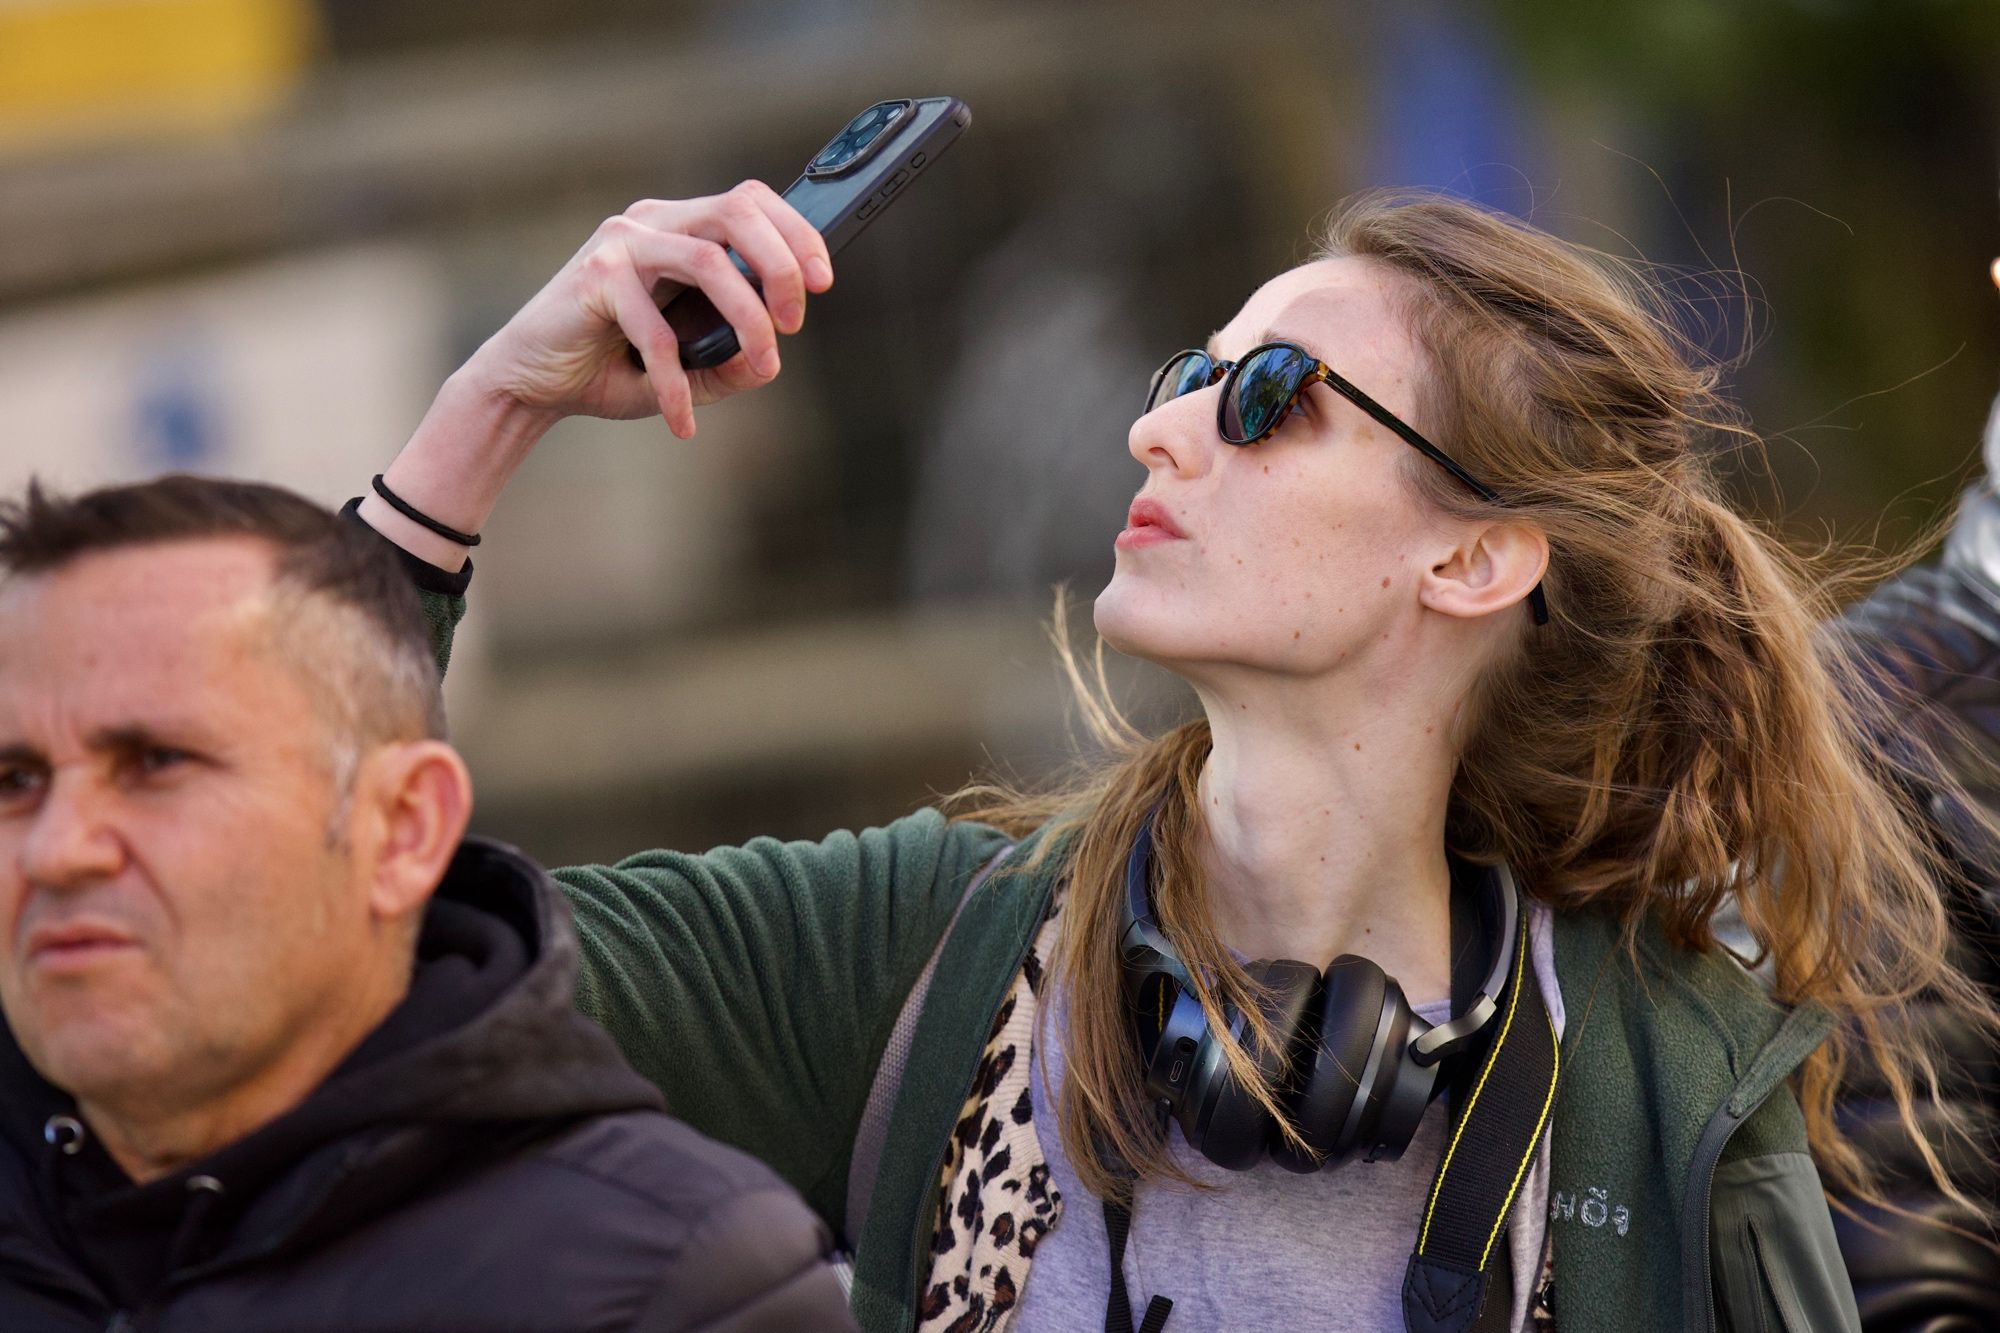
left=915, top=901, right=1065, bottom=1333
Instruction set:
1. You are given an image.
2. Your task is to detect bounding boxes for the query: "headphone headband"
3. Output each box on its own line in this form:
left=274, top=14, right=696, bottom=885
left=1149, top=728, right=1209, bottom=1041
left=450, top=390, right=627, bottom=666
left=1409, top=862, right=1517, bottom=1066
left=1118, top=813, right=1186, bottom=983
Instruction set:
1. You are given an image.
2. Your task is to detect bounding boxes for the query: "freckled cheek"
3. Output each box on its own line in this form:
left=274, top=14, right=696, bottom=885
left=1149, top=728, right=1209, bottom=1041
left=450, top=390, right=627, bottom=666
left=1180, top=485, right=1395, bottom=644
left=1241, top=521, right=1407, bottom=654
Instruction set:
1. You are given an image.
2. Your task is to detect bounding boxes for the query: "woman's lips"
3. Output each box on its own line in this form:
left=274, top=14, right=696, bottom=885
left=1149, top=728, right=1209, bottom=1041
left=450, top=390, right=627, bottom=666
left=1117, top=497, right=1187, bottom=549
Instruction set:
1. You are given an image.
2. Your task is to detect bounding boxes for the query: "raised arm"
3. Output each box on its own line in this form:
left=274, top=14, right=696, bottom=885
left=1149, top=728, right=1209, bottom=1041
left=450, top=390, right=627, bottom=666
left=342, top=195, right=1018, bottom=1236
left=358, top=183, right=832, bottom=574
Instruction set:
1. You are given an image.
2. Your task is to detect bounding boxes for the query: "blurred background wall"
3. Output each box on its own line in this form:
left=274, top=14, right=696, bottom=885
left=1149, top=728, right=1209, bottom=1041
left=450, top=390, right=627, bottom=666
left=0, top=0, right=1995, bottom=865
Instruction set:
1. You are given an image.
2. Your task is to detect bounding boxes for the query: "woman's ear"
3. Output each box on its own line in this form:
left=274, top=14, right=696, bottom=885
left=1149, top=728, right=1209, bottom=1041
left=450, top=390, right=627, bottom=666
left=1420, top=521, right=1549, bottom=622
left=350, top=741, right=474, bottom=926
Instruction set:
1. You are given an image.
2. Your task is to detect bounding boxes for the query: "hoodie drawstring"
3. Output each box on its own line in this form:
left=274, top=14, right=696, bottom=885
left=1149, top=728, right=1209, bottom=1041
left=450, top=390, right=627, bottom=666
left=43, top=1113, right=231, bottom=1281
left=44, top=1113, right=86, bottom=1151
left=41, top=1113, right=86, bottom=1198
left=165, top=1175, right=226, bottom=1274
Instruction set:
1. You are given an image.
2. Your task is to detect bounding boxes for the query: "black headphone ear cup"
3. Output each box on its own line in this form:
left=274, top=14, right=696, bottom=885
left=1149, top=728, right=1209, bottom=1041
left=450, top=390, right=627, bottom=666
left=1270, top=955, right=1389, bottom=1173
left=1178, top=959, right=1318, bottom=1172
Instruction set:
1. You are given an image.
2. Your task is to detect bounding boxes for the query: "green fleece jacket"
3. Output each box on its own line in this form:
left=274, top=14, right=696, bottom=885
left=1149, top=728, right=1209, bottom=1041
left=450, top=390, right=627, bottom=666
left=416, top=588, right=1857, bottom=1333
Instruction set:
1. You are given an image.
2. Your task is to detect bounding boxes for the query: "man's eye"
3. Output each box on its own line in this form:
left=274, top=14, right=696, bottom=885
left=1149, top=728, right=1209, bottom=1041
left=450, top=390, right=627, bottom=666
left=136, top=747, right=191, bottom=776
left=0, top=765, right=46, bottom=799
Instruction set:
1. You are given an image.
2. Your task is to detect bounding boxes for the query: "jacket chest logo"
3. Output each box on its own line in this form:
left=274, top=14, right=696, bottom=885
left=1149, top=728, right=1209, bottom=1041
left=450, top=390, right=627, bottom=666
left=1550, top=1185, right=1631, bottom=1237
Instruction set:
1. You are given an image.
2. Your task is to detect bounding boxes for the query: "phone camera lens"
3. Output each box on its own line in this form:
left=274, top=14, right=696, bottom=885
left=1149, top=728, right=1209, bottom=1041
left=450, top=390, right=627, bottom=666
left=811, top=102, right=906, bottom=174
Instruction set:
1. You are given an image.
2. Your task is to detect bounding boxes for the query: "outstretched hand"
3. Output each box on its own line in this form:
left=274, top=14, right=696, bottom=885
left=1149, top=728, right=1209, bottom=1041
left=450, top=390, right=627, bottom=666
left=460, top=182, right=833, bottom=439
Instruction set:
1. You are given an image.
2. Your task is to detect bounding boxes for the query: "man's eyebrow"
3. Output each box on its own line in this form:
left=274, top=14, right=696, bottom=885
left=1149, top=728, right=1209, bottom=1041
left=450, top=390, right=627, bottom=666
left=0, top=727, right=209, bottom=767
left=85, top=724, right=181, bottom=753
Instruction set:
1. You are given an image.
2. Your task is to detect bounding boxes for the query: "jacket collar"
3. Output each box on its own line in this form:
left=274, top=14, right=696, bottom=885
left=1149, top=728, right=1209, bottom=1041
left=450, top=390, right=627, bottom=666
left=1550, top=908, right=1831, bottom=1115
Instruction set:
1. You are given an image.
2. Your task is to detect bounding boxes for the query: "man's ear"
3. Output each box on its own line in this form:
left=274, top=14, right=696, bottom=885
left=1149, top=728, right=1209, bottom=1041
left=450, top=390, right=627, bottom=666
left=350, top=741, right=473, bottom=926
left=1420, top=521, right=1549, bottom=622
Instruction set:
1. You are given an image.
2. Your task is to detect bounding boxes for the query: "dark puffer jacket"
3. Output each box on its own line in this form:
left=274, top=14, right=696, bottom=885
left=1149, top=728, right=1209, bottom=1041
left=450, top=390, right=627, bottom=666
left=1833, top=424, right=2000, bottom=1330
left=0, top=838, right=858, bottom=1333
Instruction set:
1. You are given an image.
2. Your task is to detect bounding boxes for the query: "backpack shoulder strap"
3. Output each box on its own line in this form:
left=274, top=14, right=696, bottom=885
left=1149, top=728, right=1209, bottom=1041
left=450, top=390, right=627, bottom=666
left=843, top=842, right=1017, bottom=1251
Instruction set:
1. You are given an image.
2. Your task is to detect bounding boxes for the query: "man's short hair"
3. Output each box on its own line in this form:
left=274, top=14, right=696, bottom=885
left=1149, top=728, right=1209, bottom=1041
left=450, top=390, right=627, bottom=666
left=0, top=476, right=445, bottom=760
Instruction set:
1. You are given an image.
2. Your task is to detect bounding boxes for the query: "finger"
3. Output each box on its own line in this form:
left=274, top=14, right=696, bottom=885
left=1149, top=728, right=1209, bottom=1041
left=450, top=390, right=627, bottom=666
left=1990, top=258, right=1998, bottom=291
left=707, top=183, right=810, bottom=335
left=612, top=224, right=782, bottom=381
left=602, top=254, right=696, bottom=437
left=618, top=196, right=709, bottom=234
left=627, top=186, right=832, bottom=299
left=733, top=179, right=834, bottom=295
left=692, top=348, right=780, bottom=405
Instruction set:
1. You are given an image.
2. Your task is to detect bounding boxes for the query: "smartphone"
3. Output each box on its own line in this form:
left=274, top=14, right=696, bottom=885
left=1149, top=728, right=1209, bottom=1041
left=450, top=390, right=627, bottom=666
left=630, top=96, right=972, bottom=372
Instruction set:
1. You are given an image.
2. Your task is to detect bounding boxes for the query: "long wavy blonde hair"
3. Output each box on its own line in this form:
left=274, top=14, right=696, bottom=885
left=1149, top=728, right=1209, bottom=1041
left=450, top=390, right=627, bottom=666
left=951, top=190, right=1999, bottom=1221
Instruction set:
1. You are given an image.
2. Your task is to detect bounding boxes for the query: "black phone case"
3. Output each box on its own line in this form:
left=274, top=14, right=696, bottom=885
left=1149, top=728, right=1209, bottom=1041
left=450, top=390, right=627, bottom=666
left=628, top=97, right=971, bottom=373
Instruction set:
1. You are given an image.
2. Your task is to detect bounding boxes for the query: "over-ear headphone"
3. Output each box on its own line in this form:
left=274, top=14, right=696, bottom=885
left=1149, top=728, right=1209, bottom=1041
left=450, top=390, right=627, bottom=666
left=1117, top=811, right=1519, bottom=1173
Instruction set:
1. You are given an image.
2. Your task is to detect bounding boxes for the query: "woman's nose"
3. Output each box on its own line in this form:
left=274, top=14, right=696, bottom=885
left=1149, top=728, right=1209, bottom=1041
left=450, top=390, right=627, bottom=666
left=1127, top=390, right=1215, bottom=479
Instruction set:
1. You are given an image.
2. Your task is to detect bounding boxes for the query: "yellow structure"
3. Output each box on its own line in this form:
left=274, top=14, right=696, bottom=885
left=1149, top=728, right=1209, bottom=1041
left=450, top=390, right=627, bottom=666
left=0, top=0, right=317, bottom=153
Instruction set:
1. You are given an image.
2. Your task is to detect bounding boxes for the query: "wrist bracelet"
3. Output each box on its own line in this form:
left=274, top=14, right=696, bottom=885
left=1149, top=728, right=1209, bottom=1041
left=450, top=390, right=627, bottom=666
left=371, top=474, right=482, bottom=547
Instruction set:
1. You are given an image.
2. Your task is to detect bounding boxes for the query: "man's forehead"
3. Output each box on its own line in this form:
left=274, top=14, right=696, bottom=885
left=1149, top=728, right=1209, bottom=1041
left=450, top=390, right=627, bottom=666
left=1, top=537, right=279, bottom=622
left=0, top=538, right=284, bottom=689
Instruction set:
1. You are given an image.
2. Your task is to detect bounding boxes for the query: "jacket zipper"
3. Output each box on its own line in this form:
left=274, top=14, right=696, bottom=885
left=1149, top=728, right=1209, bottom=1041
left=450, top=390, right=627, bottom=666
left=1680, top=1089, right=1770, bottom=1333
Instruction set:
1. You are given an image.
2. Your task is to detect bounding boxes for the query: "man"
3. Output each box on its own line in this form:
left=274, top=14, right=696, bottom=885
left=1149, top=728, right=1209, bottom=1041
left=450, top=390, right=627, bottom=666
left=1830, top=382, right=2000, bottom=1329
left=0, top=476, right=857, bottom=1331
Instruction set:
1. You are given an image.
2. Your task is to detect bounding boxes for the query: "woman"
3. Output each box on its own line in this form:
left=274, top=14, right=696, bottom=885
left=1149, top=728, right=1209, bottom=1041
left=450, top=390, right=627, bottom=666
left=355, top=184, right=1998, bottom=1332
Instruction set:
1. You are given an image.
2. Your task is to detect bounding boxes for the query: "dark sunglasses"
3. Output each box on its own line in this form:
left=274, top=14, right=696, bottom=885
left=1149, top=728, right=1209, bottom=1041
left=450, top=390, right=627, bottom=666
left=1145, top=341, right=1549, bottom=626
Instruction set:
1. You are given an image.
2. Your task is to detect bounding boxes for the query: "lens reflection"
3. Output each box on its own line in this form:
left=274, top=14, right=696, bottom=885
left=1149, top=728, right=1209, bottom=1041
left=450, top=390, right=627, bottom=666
left=1225, top=345, right=1307, bottom=442
left=1146, top=351, right=1216, bottom=413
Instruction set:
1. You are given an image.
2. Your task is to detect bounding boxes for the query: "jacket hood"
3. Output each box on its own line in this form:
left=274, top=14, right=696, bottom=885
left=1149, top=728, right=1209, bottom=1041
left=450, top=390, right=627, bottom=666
left=0, top=837, right=664, bottom=1307
left=306, top=835, right=666, bottom=1129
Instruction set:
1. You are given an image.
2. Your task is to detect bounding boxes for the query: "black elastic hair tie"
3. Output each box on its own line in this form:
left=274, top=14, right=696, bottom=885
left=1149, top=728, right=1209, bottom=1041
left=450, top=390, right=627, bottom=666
left=371, top=474, right=481, bottom=547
